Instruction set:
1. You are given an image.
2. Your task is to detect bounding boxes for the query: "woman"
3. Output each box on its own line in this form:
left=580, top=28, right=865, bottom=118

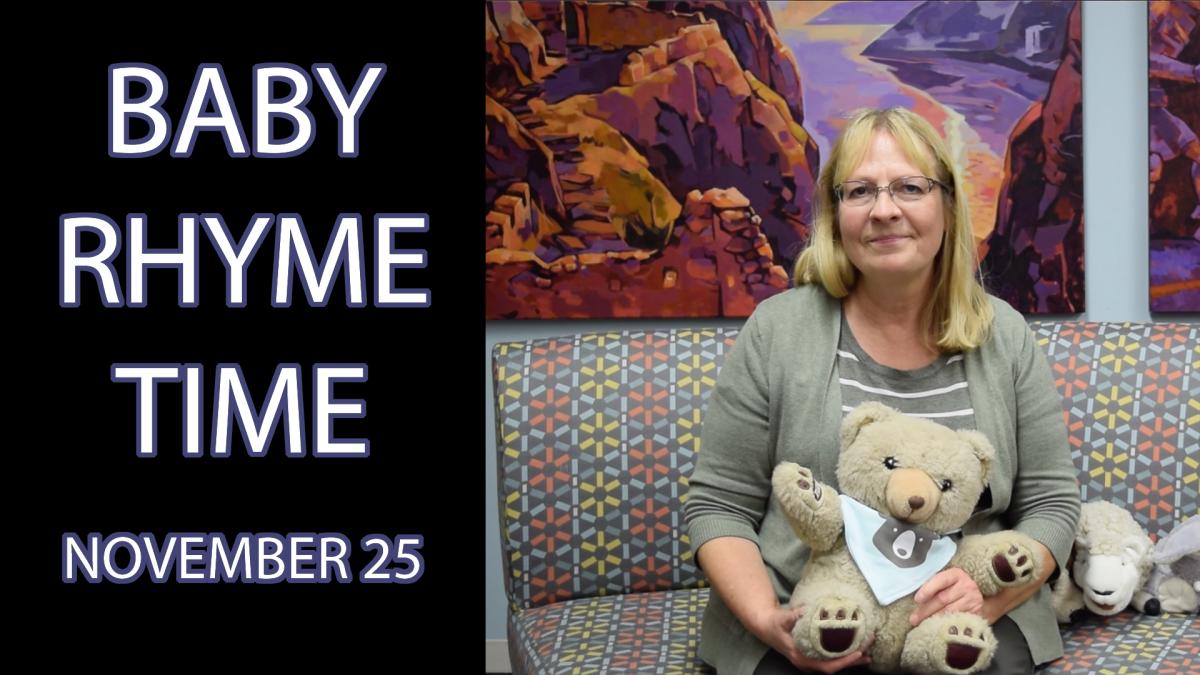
left=683, top=108, right=1080, bottom=674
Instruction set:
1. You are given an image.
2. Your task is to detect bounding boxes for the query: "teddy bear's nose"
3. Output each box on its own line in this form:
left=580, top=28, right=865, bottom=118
left=908, top=496, right=925, bottom=510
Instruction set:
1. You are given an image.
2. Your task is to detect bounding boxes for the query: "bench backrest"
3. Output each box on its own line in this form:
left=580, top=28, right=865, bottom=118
left=493, top=322, right=1197, bottom=610
left=1030, top=322, right=1197, bottom=539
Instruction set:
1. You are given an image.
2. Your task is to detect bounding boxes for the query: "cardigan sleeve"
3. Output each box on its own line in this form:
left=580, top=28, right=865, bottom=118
left=684, top=309, right=776, bottom=562
left=1005, top=321, right=1082, bottom=575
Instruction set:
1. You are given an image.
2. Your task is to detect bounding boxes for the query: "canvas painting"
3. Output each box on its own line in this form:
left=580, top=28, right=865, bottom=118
left=485, top=1, right=1083, bottom=318
left=1149, top=0, right=1200, bottom=312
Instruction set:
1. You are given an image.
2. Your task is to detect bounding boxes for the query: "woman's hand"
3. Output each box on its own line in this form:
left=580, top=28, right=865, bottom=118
left=909, top=567, right=984, bottom=626
left=752, top=605, right=873, bottom=673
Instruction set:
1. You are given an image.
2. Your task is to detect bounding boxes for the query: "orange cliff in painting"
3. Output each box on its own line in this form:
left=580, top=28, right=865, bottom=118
left=485, top=0, right=818, bottom=319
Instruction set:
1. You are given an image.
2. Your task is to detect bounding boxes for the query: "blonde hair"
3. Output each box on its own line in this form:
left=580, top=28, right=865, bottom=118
left=792, top=107, right=993, bottom=351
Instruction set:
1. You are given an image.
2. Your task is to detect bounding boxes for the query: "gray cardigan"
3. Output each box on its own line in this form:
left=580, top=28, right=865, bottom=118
left=684, top=285, right=1081, bottom=674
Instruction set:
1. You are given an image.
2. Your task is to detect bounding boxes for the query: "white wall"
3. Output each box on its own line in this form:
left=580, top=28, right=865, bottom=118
left=486, top=1, right=1192, bottom=666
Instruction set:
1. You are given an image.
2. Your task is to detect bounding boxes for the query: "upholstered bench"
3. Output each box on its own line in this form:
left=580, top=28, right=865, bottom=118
left=492, top=323, right=1197, bottom=673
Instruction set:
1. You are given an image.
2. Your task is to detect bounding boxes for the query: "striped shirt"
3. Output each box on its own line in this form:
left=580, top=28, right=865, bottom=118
left=837, top=314, right=976, bottom=431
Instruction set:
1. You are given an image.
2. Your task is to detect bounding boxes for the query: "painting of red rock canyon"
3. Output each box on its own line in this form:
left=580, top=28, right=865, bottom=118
left=485, top=1, right=1083, bottom=318
left=1149, top=0, right=1200, bottom=312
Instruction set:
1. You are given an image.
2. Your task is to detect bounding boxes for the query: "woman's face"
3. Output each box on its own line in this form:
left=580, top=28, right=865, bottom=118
left=837, top=131, right=946, bottom=288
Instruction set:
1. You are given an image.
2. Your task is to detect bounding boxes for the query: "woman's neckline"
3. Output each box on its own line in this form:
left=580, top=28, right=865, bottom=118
left=839, top=309, right=951, bottom=378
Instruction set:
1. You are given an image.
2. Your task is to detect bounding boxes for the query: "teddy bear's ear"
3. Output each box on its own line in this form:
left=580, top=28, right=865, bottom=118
left=840, top=401, right=898, bottom=448
left=956, top=430, right=995, bottom=482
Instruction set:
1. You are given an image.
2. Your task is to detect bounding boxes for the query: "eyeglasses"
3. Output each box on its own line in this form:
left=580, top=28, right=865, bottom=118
left=834, top=176, right=950, bottom=207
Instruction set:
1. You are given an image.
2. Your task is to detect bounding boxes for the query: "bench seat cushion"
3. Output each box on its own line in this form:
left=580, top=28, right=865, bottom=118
left=509, top=588, right=716, bottom=674
left=508, top=589, right=1199, bottom=673
left=1050, top=611, right=1200, bottom=673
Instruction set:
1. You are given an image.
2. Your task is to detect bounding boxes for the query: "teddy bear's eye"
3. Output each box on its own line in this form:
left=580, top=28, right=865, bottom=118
left=883, top=457, right=898, bottom=470
left=939, top=479, right=953, bottom=492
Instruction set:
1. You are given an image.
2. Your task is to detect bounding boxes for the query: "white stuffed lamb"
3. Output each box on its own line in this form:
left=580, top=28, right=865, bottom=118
left=1051, top=501, right=1159, bottom=622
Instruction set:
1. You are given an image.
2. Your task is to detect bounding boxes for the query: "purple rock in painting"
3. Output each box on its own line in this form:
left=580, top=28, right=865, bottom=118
left=862, top=1, right=1073, bottom=155
left=981, top=1, right=1084, bottom=313
left=863, top=1, right=1072, bottom=70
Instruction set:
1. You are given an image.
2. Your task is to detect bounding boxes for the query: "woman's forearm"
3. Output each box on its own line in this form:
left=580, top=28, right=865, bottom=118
left=698, top=535, right=876, bottom=672
left=697, top=536, right=781, bottom=636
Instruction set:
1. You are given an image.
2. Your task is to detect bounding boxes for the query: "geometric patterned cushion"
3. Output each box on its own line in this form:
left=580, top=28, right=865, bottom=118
left=1048, top=611, right=1200, bottom=673
left=508, top=588, right=715, bottom=675
left=1031, top=322, right=1199, bottom=539
left=493, top=330, right=738, bottom=610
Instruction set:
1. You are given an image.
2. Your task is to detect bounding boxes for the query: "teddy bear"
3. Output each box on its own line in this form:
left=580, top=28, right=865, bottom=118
left=1050, top=501, right=1160, bottom=622
left=771, top=401, right=1043, bottom=674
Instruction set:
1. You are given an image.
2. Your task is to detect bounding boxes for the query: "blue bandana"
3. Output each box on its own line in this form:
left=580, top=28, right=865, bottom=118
left=840, top=495, right=958, bottom=605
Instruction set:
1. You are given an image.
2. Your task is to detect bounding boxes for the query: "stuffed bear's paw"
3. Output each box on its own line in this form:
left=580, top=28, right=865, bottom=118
left=902, top=613, right=997, bottom=675
left=937, top=617, right=995, bottom=674
left=796, top=596, right=867, bottom=658
left=772, top=463, right=826, bottom=514
left=987, top=539, right=1038, bottom=588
